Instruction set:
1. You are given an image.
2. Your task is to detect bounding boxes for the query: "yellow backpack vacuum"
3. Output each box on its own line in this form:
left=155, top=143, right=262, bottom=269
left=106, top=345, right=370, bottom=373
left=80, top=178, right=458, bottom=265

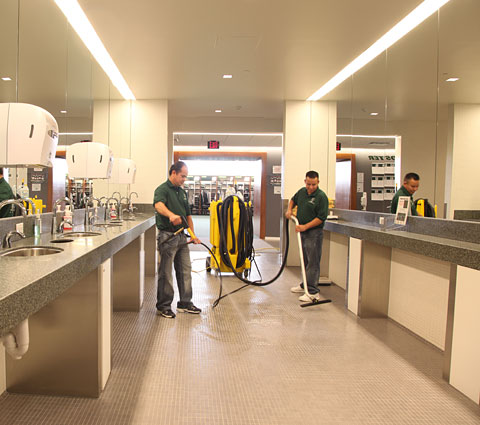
left=207, top=195, right=252, bottom=277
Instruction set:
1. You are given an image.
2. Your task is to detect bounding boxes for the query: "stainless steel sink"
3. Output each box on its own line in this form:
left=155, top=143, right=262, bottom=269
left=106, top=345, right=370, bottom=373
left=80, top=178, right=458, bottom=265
left=62, top=231, right=102, bottom=237
left=50, top=238, right=74, bottom=243
left=94, top=223, right=122, bottom=227
left=0, top=246, right=64, bottom=257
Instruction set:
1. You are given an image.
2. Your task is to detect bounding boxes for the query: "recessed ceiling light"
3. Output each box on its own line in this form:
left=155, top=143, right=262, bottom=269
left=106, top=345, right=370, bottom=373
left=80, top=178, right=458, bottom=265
left=215, top=109, right=222, bottom=113
left=370, top=112, right=379, bottom=116
left=1, top=77, right=12, bottom=81
left=307, top=0, right=451, bottom=101
left=223, top=74, right=233, bottom=79
left=446, top=77, right=459, bottom=82
left=54, top=0, right=135, bottom=100
left=60, top=110, right=67, bottom=114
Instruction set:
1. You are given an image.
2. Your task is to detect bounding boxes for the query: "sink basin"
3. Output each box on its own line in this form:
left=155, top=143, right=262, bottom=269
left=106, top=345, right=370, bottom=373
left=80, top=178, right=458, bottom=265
left=50, top=238, right=74, bottom=243
left=0, top=246, right=64, bottom=257
left=62, top=231, right=102, bottom=237
left=94, top=223, right=122, bottom=227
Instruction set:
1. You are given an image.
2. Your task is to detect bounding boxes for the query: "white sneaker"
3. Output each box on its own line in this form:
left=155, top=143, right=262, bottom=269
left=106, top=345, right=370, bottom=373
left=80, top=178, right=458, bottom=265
left=298, top=293, right=320, bottom=302
left=290, top=285, right=304, bottom=293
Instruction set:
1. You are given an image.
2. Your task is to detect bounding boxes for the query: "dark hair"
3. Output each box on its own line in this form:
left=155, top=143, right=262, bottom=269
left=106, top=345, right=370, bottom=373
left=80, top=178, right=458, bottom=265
left=404, top=172, right=420, bottom=182
left=169, top=160, right=187, bottom=175
left=0, top=168, right=3, bottom=176
left=305, top=170, right=319, bottom=180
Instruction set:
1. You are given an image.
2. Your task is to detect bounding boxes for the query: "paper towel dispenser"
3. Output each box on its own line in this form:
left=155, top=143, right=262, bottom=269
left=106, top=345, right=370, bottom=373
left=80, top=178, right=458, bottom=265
left=66, top=142, right=113, bottom=178
left=110, top=158, right=136, bottom=184
left=0, top=103, right=59, bottom=167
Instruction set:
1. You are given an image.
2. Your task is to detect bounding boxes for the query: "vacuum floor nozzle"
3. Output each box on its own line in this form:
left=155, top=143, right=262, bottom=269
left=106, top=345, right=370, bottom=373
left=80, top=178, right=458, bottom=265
left=300, top=299, right=332, bottom=308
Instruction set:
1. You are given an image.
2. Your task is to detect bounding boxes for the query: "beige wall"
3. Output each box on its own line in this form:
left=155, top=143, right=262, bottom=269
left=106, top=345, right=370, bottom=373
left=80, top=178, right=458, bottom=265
left=92, top=99, right=168, bottom=203
left=445, top=104, right=480, bottom=218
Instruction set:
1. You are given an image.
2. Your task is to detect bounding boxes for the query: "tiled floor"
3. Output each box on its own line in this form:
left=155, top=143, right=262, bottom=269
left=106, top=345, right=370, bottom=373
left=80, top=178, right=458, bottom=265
left=0, top=244, right=479, bottom=424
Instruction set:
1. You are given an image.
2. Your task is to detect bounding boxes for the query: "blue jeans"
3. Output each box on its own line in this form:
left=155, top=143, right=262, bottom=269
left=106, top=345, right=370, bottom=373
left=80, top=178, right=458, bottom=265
left=300, top=226, right=324, bottom=295
left=156, top=231, right=193, bottom=311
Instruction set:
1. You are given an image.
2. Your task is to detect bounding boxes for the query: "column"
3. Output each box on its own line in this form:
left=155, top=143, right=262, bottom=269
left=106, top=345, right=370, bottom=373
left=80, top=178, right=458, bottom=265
left=282, top=100, right=336, bottom=266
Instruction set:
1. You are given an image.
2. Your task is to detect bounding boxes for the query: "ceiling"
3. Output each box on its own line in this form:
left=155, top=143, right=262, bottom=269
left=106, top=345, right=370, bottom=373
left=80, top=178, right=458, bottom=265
left=79, top=0, right=422, bottom=119
left=2, top=0, right=480, bottom=145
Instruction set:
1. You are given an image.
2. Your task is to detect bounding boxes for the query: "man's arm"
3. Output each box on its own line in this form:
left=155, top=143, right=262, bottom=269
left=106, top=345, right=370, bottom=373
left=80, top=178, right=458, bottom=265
left=390, top=195, right=398, bottom=214
left=285, top=199, right=296, bottom=219
left=295, top=217, right=322, bottom=233
left=154, top=201, right=182, bottom=226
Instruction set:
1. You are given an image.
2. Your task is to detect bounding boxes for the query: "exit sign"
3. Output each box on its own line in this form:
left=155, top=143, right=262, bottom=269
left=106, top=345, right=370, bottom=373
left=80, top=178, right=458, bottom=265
left=207, top=140, right=220, bottom=149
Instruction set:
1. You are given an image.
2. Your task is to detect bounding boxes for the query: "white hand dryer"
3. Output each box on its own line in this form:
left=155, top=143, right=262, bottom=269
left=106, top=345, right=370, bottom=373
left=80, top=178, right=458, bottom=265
left=110, top=158, right=136, bottom=184
left=66, top=142, right=113, bottom=178
left=0, top=103, right=59, bottom=167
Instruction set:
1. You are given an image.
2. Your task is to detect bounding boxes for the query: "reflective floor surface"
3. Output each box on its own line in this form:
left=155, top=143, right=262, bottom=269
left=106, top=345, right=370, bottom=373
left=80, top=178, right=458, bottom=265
left=0, top=242, right=479, bottom=424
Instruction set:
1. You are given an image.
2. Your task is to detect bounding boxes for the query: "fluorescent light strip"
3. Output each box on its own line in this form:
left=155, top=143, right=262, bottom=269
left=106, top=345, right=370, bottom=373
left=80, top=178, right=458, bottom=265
left=337, top=134, right=397, bottom=139
left=59, top=132, right=94, bottom=136
left=54, top=0, right=135, bottom=100
left=174, top=145, right=282, bottom=152
left=307, top=0, right=451, bottom=101
left=174, top=132, right=283, bottom=137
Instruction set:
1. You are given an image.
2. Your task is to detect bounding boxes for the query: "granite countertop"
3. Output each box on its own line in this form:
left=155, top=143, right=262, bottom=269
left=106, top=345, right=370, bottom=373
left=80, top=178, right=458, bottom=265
left=324, top=219, right=480, bottom=270
left=0, top=214, right=155, bottom=337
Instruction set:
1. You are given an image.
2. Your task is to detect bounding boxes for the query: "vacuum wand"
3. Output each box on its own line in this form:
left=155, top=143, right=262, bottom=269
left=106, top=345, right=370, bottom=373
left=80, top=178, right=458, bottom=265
left=181, top=216, right=197, bottom=241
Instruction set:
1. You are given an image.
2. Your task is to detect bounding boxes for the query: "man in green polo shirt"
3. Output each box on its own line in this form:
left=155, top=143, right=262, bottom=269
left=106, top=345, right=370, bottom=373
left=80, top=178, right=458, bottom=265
left=0, top=168, right=14, bottom=218
left=285, top=170, right=329, bottom=302
left=390, top=172, right=420, bottom=216
left=153, top=161, right=201, bottom=318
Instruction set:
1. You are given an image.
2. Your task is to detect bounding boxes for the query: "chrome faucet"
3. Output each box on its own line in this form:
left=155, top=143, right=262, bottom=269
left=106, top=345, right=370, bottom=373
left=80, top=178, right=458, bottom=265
left=2, top=230, right=26, bottom=248
left=21, top=197, right=36, bottom=215
left=52, top=197, right=75, bottom=234
left=127, top=192, right=138, bottom=214
left=119, top=197, right=129, bottom=220
left=0, top=199, right=27, bottom=217
left=84, top=196, right=95, bottom=231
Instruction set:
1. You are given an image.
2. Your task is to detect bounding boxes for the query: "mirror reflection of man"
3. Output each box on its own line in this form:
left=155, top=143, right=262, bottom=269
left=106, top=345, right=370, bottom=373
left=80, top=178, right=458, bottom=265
left=391, top=172, right=420, bottom=216
left=0, top=168, right=14, bottom=218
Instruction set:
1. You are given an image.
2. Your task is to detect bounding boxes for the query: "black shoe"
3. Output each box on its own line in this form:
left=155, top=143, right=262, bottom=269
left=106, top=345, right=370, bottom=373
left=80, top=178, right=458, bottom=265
left=177, top=303, right=201, bottom=314
left=157, top=309, right=176, bottom=318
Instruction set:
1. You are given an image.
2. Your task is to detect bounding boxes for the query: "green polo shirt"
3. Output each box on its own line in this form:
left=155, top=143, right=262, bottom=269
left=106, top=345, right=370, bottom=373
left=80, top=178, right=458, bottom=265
left=153, top=179, right=191, bottom=231
left=390, top=185, right=418, bottom=216
left=0, top=177, right=14, bottom=218
left=292, top=187, right=329, bottom=229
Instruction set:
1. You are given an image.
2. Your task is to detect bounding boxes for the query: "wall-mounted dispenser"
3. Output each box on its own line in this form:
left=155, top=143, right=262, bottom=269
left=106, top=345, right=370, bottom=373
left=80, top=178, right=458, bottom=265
left=0, top=103, right=59, bottom=167
left=66, top=142, right=113, bottom=178
left=110, top=158, right=136, bottom=184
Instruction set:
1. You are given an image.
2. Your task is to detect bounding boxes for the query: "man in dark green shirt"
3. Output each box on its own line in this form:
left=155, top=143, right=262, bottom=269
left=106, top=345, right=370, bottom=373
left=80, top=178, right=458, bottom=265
left=391, top=172, right=420, bottom=216
left=153, top=161, right=201, bottom=318
left=0, top=168, right=14, bottom=218
left=285, top=170, right=329, bottom=302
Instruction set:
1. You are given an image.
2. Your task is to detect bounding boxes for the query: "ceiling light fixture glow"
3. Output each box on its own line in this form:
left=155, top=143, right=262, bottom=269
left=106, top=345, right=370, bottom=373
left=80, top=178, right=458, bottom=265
left=60, top=110, right=67, bottom=114
left=307, top=0, right=451, bottom=101
left=337, top=134, right=398, bottom=139
left=370, top=112, right=379, bottom=116
left=58, top=132, right=94, bottom=136
left=1, top=77, right=12, bottom=81
left=215, top=109, right=222, bottom=113
left=54, top=0, right=135, bottom=100
left=173, top=145, right=282, bottom=152
left=446, top=77, right=459, bottom=82
left=223, top=74, right=233, bottom=79
left=174, top=132, right=283, bottom=137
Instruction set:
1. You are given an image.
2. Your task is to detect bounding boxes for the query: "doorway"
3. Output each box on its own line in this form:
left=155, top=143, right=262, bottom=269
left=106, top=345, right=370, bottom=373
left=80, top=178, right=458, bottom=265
left=174, top=151, right=267, bottom=239
left=335, top=154, right=357, bottom=210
